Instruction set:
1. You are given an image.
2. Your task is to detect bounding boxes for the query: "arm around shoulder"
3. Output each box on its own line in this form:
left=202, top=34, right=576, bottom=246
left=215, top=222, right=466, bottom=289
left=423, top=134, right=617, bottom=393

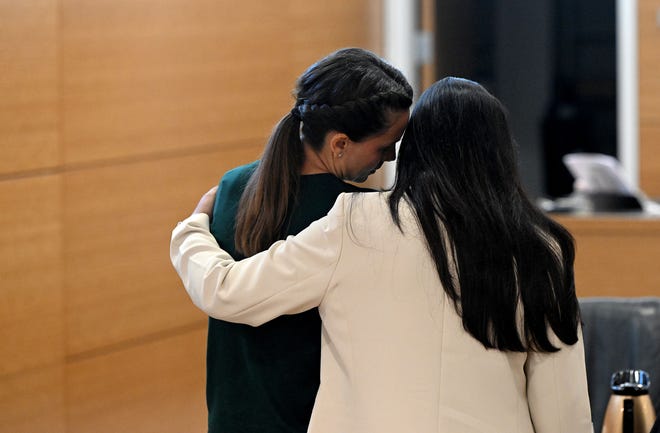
left=170, top=194, right=349, bottom=326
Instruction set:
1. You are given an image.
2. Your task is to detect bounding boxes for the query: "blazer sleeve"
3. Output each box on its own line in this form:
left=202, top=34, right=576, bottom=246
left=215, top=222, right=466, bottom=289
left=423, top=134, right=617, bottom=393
left=524, top=326, right=594, bottom=433
left=170, top=194, right=348, bottom=326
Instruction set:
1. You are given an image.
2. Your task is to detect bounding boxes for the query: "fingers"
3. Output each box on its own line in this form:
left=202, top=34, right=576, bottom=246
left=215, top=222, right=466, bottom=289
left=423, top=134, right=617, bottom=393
left=192, top=185, right=218, bottom=217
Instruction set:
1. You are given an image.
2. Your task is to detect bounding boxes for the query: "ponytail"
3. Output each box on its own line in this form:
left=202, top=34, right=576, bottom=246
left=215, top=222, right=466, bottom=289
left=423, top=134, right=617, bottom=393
left=234, top=112, right=303, bottom=256
left=235, top=47, right=413, bottom=257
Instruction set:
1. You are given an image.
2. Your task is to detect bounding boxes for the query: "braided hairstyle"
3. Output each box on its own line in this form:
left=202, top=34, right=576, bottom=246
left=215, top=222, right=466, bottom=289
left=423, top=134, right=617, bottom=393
left=235, top=48, right=413, bottom=256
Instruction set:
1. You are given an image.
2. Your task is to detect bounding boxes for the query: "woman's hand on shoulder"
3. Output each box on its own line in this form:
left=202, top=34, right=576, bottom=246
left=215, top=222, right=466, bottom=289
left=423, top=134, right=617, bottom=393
left=192, top=186, right=218, bottom=218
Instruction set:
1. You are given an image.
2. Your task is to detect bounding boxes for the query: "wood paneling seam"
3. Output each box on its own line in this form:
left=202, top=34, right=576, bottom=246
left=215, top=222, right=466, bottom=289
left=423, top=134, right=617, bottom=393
left=65, top=320, right=206, bottom=364
left=0, top=139, right=264, bottom=183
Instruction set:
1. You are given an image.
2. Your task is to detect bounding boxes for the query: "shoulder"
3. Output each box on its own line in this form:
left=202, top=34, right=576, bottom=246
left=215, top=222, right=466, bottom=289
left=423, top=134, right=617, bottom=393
left=326, top=192, right=411, bottom=252
left=211, top=161, right=258, bottom=237
left=347, top=190, right=392, bottom=210
left=344, top=191, right=419, bottom=233
left=333, top=191, right=392, bottom=224
left=219, top=161, right=258, bottom=189
left=215, top=161, right=258, bottom=201
left=341, top=182, right=376, bottom=193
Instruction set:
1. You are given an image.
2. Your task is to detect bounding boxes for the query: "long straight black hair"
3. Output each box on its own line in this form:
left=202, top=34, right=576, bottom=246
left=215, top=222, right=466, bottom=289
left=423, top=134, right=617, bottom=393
left=235, top=48, right=413, bottom=256
left=389, top=77, right=579, bottom=352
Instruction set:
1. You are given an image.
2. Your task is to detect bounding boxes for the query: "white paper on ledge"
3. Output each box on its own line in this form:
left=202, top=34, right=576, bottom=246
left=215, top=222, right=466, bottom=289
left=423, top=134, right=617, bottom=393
left=562, top=153, right=636, bottom=195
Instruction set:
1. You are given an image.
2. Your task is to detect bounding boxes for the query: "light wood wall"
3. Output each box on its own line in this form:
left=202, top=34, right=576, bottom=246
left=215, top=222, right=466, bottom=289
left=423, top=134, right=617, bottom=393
left=639, top=0, right=660, bottom=196
left=0, top=1, right=380, bottom=432
left=553, top=215, right=660, bottom=298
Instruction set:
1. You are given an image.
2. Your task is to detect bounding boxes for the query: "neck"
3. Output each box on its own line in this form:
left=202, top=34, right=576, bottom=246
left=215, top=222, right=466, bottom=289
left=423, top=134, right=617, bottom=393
left=301, top=143, right=334, bottom=175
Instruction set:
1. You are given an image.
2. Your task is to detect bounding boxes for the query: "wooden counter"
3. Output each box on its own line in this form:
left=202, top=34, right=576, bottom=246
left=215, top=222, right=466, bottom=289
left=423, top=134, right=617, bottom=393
left=551, top=213, right=660, bottom=298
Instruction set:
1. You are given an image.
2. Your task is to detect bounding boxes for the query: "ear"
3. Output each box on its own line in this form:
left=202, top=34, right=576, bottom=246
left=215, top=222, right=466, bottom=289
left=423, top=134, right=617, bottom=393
left=327, top=131, right=350, bottom=158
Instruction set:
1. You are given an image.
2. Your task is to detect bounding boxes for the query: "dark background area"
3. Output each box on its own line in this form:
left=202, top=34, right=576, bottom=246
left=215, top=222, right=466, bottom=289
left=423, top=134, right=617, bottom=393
left=434, top=0, right=617, bottom=199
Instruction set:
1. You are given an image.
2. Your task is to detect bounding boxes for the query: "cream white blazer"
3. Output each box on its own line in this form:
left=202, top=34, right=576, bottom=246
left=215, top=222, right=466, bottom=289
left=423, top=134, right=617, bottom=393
left=171, top=192, right=593, bottom=433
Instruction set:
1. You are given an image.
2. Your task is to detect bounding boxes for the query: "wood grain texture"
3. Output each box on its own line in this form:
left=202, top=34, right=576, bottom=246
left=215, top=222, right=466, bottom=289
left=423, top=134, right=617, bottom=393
left=553, top=215, right=660, bottom=297
left=0, top=176, right=64, bottom=376
left=639, top=0, right=660, bottom=197
left=288, top=1, right=377, bottom=65
left=59, top=1, right=382, bottom=166
left=63, top=144, right=261, bottom=355
left=639, top=0, right=660, bottom=123
left=66, top=327, right=206, bottom=433
left=0, top=365, right=65, bottom=433
left=0, top=0, right=59, bottom=175
left=640, top=125, right=660, bottom=197
left=62, top=1, right=314, bottom=166
left=420, top=0, right=437, bottom=91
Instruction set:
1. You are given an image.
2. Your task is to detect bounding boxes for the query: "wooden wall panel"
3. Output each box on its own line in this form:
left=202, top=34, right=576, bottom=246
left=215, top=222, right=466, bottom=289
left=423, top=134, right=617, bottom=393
left=0, top=176, right=64, bottom=376
left=420, top=0, right=437, bottom=90
left=66, top=327, right=206, bottom=433
left=639, top=0, right=660, bottom=197
left=60, top=0, right=297, bottom=165
left=289, top=1, right=378, bottom=63
left=63, top=144, right=261, bottom=355
left=0, top=0, right=59, bottom=175
left=60, top=0, right=384, bottom=167
left=554, top=216, right=660, bottom=297
left=640, top=125, right=660, bottom=196
left=639, top=0, right=660, bottom=123
left=0, top=366, right=65, bottom=433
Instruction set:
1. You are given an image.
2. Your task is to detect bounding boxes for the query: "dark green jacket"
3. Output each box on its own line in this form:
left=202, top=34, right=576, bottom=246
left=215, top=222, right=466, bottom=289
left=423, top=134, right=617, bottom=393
left=207, top=161, right=370, bottom=433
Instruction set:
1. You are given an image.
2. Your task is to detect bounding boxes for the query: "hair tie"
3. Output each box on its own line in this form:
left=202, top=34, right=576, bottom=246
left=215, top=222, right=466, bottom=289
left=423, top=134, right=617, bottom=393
left=290, top=106, right=302, bottom=121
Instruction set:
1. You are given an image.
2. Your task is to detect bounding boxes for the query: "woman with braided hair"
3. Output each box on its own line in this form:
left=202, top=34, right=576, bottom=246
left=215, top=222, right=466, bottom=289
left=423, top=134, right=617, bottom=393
left=172, top=77, right=593, bottom=432
left=199, top=48, right=412, bottom=433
